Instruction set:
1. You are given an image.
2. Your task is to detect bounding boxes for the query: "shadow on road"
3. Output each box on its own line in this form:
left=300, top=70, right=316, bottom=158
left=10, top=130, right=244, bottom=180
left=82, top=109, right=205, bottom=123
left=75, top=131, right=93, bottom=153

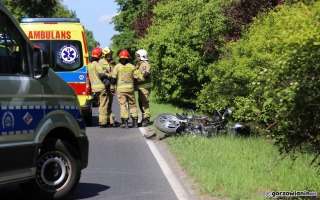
left=0, top=184, right=28, bottom=200
left=70, top=182, right=110, bottom=199
left=0, top=182, right=110, bottom=200
left=91, top=116, right=99, bottom=127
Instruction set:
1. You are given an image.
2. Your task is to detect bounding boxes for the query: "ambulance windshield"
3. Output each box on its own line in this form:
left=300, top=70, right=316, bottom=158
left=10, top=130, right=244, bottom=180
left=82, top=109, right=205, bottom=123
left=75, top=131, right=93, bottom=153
left=32, top=40, right=83, bottom=72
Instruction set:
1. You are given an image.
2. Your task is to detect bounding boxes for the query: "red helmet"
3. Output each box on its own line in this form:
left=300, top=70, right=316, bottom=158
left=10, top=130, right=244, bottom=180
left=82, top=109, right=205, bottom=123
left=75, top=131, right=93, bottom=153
left=119, top=49, right=130, bottom=60
left=91, top=47, right=102, bottom=59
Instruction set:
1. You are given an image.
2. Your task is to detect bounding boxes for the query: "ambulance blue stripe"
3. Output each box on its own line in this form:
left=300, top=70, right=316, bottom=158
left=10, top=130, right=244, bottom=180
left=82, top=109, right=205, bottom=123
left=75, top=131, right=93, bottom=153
left=56, top=66, right=87, bottom=83
left=0, top=105, right=84, bottom=136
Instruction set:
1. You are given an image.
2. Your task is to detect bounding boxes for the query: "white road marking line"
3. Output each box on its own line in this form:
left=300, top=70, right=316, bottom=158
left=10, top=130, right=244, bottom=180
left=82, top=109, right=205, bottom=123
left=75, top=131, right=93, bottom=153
left=139, top=127, right=190, bottom=200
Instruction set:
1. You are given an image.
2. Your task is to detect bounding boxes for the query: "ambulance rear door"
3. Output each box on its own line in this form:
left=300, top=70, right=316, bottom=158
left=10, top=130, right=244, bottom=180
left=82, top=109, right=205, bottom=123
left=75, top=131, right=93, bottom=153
left=20, top=18, right=93, bottom=126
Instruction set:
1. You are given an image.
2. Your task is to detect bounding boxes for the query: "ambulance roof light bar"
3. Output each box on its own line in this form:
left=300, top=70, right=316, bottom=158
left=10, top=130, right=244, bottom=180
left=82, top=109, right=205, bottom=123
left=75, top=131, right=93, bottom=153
left=20, top=18, right=80, bottom=23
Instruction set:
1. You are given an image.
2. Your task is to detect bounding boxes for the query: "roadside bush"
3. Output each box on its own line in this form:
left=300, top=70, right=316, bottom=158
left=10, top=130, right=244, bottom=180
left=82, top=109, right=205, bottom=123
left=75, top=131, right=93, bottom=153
left=136, top=0, right=232, bottom=107
left=198, top=2, right=320, bottom=164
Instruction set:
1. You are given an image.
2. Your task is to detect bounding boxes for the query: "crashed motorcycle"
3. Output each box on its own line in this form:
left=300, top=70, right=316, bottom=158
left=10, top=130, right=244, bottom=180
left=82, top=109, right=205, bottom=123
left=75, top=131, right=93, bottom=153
left=154, top=107, right=247, bottom=137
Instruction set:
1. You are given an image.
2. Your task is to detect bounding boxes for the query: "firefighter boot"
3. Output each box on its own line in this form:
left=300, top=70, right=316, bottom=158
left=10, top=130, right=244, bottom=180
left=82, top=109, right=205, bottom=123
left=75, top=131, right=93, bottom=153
left=142, top=118, right=150, bottom=127
left=112, top=116, right=121, bottom=127
left=113, top=120, right=121, bottom=127
left=121, top=118, right=129, bottom=129
left=132, top=118, right=138, bottom=128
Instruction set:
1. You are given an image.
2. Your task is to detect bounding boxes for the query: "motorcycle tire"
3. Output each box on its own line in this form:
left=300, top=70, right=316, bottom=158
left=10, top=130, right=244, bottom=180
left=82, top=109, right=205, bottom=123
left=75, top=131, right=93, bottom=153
left=154, top=113, right=182, bottom=135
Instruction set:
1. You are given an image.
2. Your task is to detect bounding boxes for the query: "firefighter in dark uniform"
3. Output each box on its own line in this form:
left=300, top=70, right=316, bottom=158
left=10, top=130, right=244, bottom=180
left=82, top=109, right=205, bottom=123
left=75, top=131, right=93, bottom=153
left=99, top=46, right=118, bottom=127
left=110, top=49, right=138, bottom=128
left=90, top=47, right=109, bottom=128
left=135, top=49, right=152, bottom=127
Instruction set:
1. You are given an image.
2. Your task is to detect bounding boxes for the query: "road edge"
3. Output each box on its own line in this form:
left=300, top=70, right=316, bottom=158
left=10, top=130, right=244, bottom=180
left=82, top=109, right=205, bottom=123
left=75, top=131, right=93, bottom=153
left=139, top=127, right=192, bottom=200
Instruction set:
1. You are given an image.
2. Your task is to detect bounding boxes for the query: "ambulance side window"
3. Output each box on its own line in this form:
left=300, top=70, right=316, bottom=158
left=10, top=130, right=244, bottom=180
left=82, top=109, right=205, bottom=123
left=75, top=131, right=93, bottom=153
left=52, top=40, right=83, bottom=72
left=0, top=11, right=28, bottom=75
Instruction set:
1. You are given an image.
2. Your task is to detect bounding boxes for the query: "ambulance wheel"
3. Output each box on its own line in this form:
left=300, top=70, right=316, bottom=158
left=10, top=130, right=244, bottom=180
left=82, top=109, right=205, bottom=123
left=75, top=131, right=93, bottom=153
left=20, top=139, right=81, bottom=200
left=84, top=114, right=92, bottom=127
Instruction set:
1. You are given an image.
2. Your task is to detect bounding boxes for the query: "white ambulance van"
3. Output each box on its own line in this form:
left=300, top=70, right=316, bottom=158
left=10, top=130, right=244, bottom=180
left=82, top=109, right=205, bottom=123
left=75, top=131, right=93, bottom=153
left=0, top=2, right=88, bottom=200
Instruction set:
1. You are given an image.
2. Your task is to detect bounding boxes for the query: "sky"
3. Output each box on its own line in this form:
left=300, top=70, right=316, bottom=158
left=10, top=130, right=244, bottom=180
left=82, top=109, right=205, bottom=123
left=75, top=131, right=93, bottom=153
left=62, top=0, right=119, bottom=48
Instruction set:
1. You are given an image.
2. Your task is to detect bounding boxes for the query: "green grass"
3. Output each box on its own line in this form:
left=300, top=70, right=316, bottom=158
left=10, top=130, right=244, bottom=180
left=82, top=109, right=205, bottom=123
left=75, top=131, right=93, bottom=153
left=166, top=136, right=320, bottom=199
left=149, top=96, right=320, bottom=199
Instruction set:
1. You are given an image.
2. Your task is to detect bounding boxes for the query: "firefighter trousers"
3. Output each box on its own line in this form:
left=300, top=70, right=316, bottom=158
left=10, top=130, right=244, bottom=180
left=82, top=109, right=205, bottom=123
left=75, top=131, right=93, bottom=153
left=138, top=88, right=151, bottom=119
left=106, top=89, right=115, bottom=124
left=117, top=91, right=138, bottom=119
left=98, top=89, right=108, bottom=125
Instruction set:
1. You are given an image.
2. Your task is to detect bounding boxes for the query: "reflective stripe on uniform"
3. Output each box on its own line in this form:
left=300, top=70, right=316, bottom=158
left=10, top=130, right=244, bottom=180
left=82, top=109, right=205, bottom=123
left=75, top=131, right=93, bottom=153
left=117, top=82, right=134, bottom=89
left=96, top=65, right=104, bottom=71
left=99, top=115, right=107, bottom=120
left=88, top=63, right=105, bottom=91
left=92, top=83, right=104, bottom=89
left=88, top=64, right=94, bottom=70
left=137, top=82, right=152, bottom=89
left=120, top=113, right=129, bottom=119
left=131, top=112, right=138, bottom=118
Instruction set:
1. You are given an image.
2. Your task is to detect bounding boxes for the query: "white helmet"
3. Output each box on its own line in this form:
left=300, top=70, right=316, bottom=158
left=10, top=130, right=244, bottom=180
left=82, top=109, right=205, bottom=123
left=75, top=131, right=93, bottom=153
left=136, top=49, right=148, bottom=61
left=102, top=46, right=113, bottom=57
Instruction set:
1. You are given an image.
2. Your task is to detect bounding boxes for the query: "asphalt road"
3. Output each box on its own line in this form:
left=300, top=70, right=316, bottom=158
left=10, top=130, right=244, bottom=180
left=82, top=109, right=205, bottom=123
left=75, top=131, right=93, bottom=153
left=69, top=109, right=179, bottom=200
left=0, top=99, right=186, bottom=200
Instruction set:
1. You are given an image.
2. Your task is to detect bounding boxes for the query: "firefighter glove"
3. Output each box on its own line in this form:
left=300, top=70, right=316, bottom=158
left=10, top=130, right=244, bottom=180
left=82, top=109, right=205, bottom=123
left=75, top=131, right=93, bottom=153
left=104, top=79, right=110, bottom=87
left=110, top=77, right=117, bottom=85
left=98, top=73, right=107, bottom=80
left=143, top=71, right=150, bottom=78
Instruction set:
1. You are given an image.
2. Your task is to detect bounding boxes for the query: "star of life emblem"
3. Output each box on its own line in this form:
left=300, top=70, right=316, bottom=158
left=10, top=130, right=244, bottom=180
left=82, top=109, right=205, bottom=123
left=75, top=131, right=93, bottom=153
left=59, top=44, right=79, bottom=65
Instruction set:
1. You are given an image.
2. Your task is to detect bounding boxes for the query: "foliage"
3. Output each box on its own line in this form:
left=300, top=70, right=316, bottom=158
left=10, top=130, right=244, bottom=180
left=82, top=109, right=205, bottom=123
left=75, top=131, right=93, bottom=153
left=131, top=0, right=158, bottom=39
left=111, top=0, right=142, bottom=51
left=137, top=0, right=233, bottom=107
left=111, top=0, right=158, bottom=54
left=2, top=0, right=76, bottom=20
left=85, top=30, right=100, bottom=60
left=223, top=0, right=284, bottom=42
left=52, top=3, right=76, bottom=18
left=2, top=0, right=57, bottom=20
left=198, top=2, right=320, bottom=165
left=135, top=0, right=284, bottom=107
left=3, top=0, right=99, bottom=59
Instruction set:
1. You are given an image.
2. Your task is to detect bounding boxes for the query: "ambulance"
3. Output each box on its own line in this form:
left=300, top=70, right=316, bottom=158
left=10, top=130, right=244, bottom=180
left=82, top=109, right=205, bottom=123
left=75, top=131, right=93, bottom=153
left=0, top=2, right=88, bottom=199
left=20, top=18, right=93, bottom=126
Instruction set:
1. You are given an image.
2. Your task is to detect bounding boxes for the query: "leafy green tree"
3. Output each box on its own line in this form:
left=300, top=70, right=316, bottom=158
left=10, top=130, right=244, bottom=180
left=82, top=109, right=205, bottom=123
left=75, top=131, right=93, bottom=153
left=223, top=0, right=284, bottom=41
left=52, top=3, right=76, bottom=18
left=3, top=0, right=57, bottom=20
left=198, top=2, right=320, bottom=165
left=136, top=0, right=232, bottom=107
left=3, top=0, right=99, bottom=58
left=85, top=29, right=100, bottom=60
left=111, top=0, right=141, bottom=51
left=111, top=0, right=158, bottom=54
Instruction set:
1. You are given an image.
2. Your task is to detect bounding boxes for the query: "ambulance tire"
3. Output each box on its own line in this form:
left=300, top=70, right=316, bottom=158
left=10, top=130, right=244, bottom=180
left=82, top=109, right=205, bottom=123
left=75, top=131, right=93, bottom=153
left=20, top=138, right=81, bottom=200
left=84, top=113, right=92, bottom=127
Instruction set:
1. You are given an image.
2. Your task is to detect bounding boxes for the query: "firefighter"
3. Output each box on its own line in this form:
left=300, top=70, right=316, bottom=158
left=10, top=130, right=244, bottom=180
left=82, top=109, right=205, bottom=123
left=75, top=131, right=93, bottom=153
left=110, top=49, right=138, bottom=128
left=99, top=46, right=118, bottom=127
left=90, top=47, right=109, bottom=128
left=135, top=49, right=152, bottom=127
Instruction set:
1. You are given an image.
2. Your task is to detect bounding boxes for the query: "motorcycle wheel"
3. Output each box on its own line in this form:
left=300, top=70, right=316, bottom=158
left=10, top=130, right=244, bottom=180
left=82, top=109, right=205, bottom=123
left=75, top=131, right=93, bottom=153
left=154, top=113, right=182, bottom=135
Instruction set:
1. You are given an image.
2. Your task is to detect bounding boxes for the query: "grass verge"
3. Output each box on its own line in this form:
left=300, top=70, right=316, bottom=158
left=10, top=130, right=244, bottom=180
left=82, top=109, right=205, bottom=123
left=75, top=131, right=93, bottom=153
left=149, top=97, right=320, bottom=199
